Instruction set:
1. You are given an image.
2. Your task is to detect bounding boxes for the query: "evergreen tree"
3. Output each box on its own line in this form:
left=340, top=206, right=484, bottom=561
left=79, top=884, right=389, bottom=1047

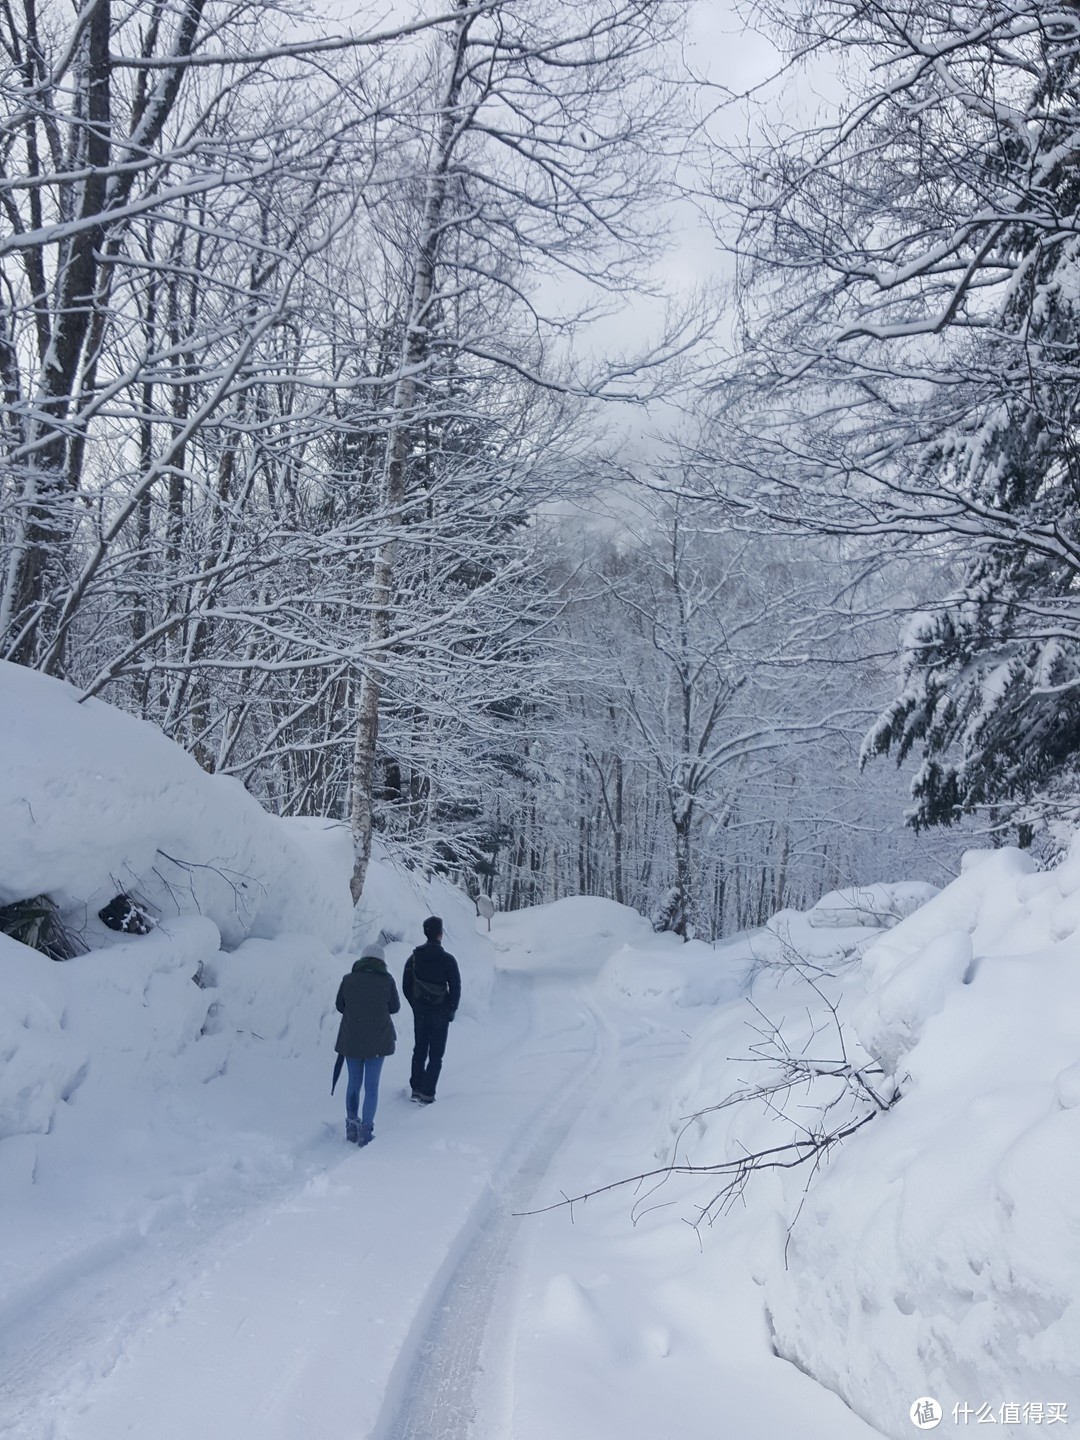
left=864, top=54, right=1080, bottom=833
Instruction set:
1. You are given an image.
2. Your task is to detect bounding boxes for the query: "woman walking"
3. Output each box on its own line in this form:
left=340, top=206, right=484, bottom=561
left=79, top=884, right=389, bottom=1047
left=334, top=941, right=400, bottom=1145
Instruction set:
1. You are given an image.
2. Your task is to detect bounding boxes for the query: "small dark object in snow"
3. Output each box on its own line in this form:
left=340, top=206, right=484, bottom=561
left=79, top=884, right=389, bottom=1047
left=0, top=894, right=86, bottom=960
left=98, top=893, right=154, bottom=935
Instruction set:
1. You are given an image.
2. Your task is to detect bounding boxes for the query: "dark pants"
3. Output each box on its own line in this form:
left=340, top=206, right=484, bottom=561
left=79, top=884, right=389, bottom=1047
left=410, top=1007, right=451, bottom=1097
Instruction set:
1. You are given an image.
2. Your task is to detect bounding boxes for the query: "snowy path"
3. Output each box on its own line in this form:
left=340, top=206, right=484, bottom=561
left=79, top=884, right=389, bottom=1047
left=0, top=1147, right=335, bottom=1439
left=376, top=990, right=612, bottom=1440
left=0, top=972, right=603, bottom=1440
left=1, top=939, right=887, bottom=1440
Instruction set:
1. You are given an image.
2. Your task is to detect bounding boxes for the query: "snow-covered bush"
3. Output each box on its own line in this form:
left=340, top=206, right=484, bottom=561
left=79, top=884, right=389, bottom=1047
left=0, top=893, right=86, bottom=960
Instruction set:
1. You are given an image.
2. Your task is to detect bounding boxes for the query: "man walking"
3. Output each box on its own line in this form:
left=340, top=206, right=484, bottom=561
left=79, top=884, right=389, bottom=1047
left=403, top=916, right=460, bottom=1104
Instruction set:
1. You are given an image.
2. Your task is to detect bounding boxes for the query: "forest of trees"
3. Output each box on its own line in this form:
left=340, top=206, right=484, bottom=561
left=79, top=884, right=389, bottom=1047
left=699, top=0, right=1080, bottom=851
left=5, top=0, right=1076, bottom=937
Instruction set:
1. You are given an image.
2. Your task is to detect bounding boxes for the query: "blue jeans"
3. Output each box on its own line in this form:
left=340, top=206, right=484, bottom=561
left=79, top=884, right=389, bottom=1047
left=345, top=1056, right=385, bottom=1128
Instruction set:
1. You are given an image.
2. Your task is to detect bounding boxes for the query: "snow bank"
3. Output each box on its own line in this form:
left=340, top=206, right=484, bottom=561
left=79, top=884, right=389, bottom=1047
left=750, top=904, right=887, bottom=976
left=0, top=662, right=352, bottom=951
left=0, top=920, right=218, bottom=1147
left=807, top=880, right=939, bottom=930
left=747, top=846, right=1080, bottom=1436
left=494, top=895, right=659, bottom=974
left=599, top=934, right=749, bottom=1009
left=612, top=860, right=1080, bottom=1435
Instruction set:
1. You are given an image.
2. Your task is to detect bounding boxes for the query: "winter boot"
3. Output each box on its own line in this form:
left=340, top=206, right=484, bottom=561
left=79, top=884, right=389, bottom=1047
left=358, top=1122, right=374, bottom=1147
left=345, top=1117, right=359, bottom=1144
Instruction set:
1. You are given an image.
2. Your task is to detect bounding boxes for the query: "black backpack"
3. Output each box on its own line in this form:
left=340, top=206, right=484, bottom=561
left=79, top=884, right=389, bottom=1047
left=410, top=950, right=449, bottom=1006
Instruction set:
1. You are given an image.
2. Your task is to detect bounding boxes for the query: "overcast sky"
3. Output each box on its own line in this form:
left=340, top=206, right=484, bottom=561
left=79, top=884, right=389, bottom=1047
left=315, top=0, right=788, bottom=466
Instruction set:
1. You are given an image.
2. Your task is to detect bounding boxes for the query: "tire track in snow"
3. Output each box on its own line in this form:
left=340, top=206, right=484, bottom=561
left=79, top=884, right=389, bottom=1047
left=0, top=1129, right=350, bottom=1440
left=0, top=975, right=538, bottom=1440
left=375, top=986, right=612, bottom=1440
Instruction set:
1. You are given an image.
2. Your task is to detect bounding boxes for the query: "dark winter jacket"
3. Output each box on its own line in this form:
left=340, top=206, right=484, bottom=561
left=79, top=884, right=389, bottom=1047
left=334, top=957, right=400, bottom=1058
left=402, top=940, right=461, bottom=1017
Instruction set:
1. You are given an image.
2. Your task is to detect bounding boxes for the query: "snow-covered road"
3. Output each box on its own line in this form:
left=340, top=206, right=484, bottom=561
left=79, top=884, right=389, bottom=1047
left=376, top=987, right=611, bottom=1440
left=0, top=970, right=599, bottom=1439
left=1, top=923, right=885, bottom=1440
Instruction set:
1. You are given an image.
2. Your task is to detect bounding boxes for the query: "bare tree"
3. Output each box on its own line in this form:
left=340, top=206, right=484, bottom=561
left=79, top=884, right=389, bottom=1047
left=346, top=0, right=703, bottom=900
left=0, top=0, right=492, bottom=676
left=591, top=494, right=857, bottom=936
left=521, top=961, right=897, bottom=1236
left=695, top=0, right=1080, bottom=839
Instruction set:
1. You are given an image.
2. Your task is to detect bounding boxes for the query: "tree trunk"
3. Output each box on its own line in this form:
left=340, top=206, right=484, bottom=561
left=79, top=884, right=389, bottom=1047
left=3, top=0, right=113, bottom=664
left=673, top=810, right=693, bottom=939
left=349, top=0, right=474, bottom=903
left=613, top=749, right=625, bottom=906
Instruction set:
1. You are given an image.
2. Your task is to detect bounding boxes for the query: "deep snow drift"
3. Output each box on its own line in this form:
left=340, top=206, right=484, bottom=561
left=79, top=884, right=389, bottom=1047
left=0, top=660, right=352, bottom=950
left=765, top=851, right=1080, bottom=1433
left=580, top=867, right=1080, bottom=1438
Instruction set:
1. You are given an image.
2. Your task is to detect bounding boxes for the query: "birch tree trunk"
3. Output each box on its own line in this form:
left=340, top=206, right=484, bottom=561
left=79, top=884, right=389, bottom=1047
left=349, top=1, right=475, bottom=902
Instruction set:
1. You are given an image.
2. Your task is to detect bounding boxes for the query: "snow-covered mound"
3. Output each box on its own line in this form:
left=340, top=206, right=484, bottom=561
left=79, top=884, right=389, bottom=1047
left=603, top=856, right=1080, bottom=1437
left=599, top=931, right=749, bottom=1009
left=494, top=895, right=661, bottom=975
left=0, top=662, right=352, bottom=950
left=807, top=880, right=939, bottom=930
left=0, top=919, right=218, bottom=1148
left=762, top=843, right=1080, bottom=1435
left=629, top=851, right=1069, bottom=1437
left=749, top=884, right=934, bottom=976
